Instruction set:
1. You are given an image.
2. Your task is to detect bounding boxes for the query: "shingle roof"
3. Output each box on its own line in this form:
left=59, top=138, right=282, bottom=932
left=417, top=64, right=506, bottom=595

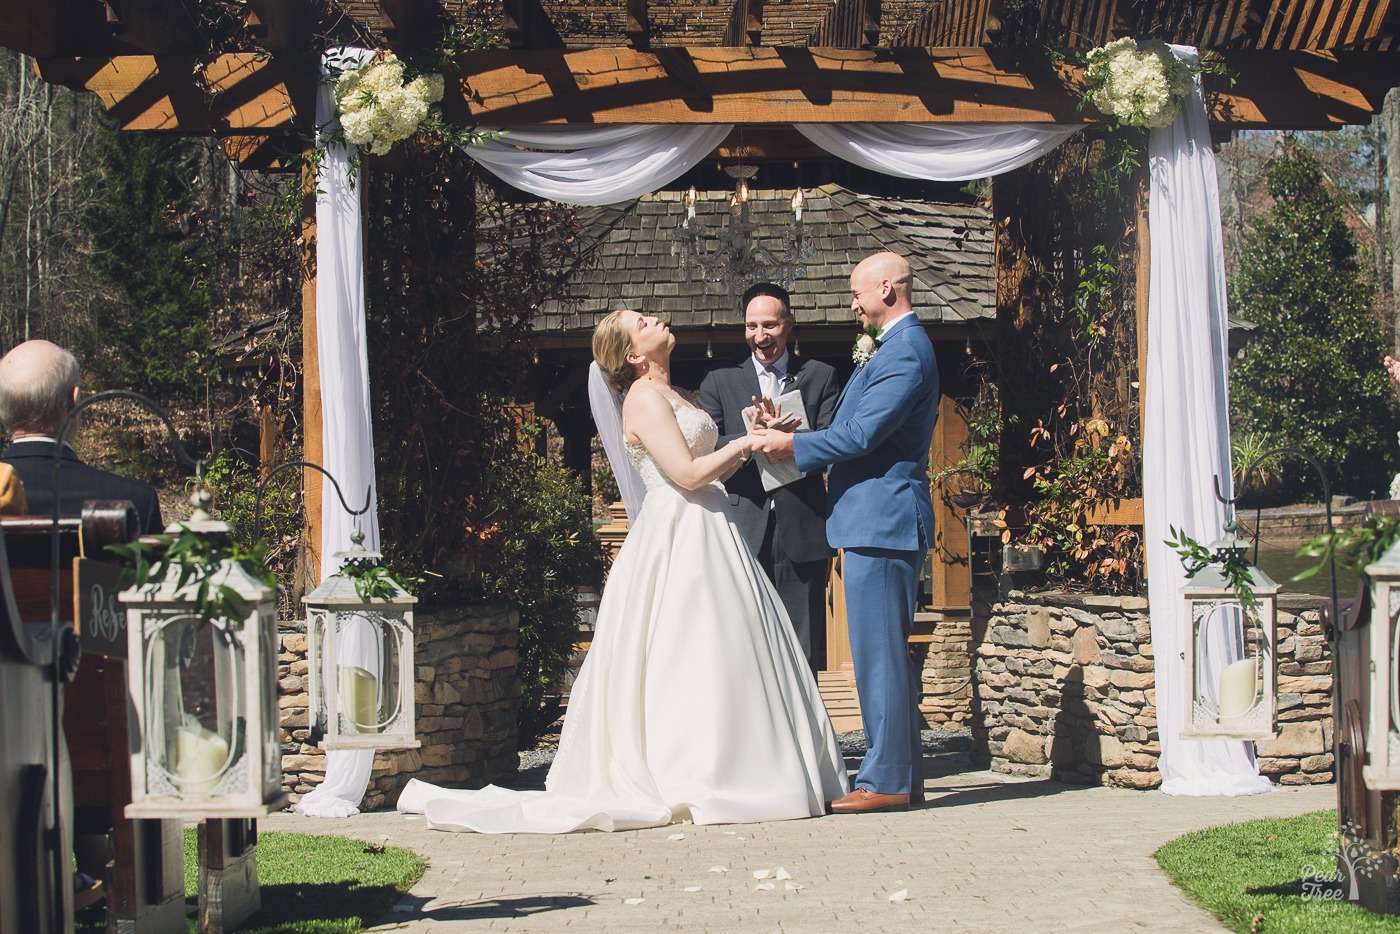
left=534, top=182, right=993, bottom=333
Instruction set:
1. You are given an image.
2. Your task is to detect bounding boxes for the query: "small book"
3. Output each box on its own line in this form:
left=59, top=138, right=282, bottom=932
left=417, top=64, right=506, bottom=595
left=742, top=387, right=808, bottom=492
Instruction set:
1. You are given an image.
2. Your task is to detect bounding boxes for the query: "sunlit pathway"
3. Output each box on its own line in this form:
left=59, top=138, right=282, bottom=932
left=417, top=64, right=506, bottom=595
left=262, top=752, right=1332, bottom=933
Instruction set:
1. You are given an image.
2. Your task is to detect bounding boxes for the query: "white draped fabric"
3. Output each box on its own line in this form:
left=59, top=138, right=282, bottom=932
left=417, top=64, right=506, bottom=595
left=1143, top=49, right=1269, bottom=796
left=296, top=47, right=381, bottom=819
left=313, top=45, right=1261, bottom=806
left=794, top=123, right=1082, bottom=181
left=464, top=125, right=734, bottom=205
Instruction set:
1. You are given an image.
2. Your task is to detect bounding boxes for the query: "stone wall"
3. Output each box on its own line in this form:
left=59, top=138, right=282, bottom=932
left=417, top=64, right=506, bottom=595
left=972, top=592, right=1333, bottom=789
left=1258, top=597, right=1334, bottom=785
left=277, top=602, right=521, bottom=811
left=916, top=613, right=974, bottom=728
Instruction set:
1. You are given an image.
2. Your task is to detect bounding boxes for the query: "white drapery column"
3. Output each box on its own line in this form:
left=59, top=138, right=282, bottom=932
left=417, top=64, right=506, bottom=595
left=296, top=47, right=381, bottom=819
left=1143, top=49, right=1270, bottom=796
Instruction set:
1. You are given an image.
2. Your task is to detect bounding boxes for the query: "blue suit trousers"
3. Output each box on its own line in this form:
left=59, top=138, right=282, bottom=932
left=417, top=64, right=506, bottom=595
left=842, top=546, right=923, bottom=795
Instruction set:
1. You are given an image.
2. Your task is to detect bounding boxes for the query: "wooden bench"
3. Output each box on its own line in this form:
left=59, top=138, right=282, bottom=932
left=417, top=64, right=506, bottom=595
left=0, top=516, right=73, bottom=932
left=3, top=505, right=187, bottom=933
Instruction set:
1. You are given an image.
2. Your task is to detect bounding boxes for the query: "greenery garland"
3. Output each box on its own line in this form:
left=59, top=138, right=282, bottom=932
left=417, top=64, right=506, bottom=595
left=1165, top=525, right=1258, bottom=613
left=108, top=527, right=276, bottom=628
left=334, top=556, right=424, bottom=602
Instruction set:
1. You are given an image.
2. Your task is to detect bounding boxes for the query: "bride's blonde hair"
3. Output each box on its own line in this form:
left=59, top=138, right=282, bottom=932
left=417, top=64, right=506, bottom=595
left=592, top=309, right=639, bottom=395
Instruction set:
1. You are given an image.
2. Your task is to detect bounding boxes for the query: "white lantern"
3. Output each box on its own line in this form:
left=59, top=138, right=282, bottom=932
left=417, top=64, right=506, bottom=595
left=1179, top=533, right=1281, bottom=741
left=122, top=494, right=286, bottom=818
left=303, top=532, right=418, bottom=750
left=1363, top=539, right=1400, bottom=788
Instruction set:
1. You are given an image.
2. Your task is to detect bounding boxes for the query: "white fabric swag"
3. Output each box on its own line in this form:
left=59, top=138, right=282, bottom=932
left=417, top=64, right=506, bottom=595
left=464, top=122, right=1083, bottom=202
left=314, top=44, right=1260, bottom=811
left=466, top=124, right=734, bottom=205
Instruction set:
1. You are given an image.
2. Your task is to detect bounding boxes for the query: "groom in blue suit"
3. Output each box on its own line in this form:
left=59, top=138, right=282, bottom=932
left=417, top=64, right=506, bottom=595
left=754, top=251, right=938, bottom=812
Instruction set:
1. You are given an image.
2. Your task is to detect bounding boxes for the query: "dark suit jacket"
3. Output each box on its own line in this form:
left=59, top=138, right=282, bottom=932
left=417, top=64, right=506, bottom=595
left=697, top=354, right=839, bottom=564
left=2, top=439, right=164, bottom=535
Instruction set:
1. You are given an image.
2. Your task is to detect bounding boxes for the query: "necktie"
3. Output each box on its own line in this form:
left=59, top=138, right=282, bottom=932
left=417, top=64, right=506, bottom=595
left=762, top=365, right=781, bottom=400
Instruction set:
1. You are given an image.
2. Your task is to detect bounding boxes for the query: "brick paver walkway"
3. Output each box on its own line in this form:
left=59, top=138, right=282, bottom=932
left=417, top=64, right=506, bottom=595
left=262, top=753, right=1333, bottom=933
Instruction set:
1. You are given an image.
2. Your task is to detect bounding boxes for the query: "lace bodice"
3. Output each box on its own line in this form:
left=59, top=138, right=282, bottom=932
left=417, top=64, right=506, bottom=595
left=625, top=391, right=718, bottom=491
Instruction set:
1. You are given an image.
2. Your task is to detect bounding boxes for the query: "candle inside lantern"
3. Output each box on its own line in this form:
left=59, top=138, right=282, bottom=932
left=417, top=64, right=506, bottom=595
left=174, top=723, right=229, bottom=794
left=684, top=186, right=696, bottom=220
left=1216, top=657, right=1259, bottom=723
left=791, top=187, right=804, bottom=223
left=738, top=180, right=749, bottom=203
left=341, top=665, right=381, bottom=733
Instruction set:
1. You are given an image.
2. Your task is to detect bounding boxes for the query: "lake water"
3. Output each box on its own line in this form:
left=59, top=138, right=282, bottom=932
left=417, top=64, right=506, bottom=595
left=1249, top=536, right=1359, bottom=600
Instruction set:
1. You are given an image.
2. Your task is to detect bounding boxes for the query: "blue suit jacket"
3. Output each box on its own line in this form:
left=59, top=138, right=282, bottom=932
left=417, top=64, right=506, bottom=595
left=792, top=314, right=938, bottom=552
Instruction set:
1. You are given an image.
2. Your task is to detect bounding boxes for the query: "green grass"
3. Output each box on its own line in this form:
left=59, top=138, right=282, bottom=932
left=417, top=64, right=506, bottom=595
left=180, top=829, right=423, bottom=934
left=1156, top=809, right=1400, bottom=933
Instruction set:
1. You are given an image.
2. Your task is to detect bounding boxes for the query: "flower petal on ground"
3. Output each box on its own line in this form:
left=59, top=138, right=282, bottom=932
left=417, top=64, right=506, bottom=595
left=668, top=833, right=685, bottom=841
left=624, top=897, right=645, bottom=905
left=888, top=888, right=908, bottom=903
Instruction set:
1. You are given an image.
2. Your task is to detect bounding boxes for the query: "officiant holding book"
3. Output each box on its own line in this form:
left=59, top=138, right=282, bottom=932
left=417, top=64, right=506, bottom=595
left=698, top=282, right=840, bottom=672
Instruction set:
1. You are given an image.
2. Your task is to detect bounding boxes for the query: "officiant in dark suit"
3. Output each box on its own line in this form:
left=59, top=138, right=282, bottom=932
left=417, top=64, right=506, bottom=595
left=697, top=283, right=840, bottom=672
left=0, top=339, right=163, bottom=535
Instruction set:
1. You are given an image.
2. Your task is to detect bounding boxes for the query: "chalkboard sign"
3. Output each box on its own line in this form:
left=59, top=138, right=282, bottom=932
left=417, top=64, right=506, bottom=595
left=75, top=558, right=128, bottom=658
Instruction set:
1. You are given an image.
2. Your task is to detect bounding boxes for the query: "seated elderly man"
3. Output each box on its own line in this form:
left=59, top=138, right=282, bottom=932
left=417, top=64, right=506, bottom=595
left=0, top=340, right=162, bottom=534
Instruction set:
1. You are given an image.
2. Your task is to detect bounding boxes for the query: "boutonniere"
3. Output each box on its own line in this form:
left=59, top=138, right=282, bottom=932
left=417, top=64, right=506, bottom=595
left=851, top=326, right=880, bottom=367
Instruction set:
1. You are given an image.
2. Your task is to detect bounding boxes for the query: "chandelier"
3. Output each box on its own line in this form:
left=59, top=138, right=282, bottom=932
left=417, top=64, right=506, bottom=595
left=672, top=165, right=816, bottom=312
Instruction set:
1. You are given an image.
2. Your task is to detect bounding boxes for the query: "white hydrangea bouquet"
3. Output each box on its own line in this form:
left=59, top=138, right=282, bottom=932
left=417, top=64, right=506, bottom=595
left=1082, top=38, right=1198, bottom=129
left=333, top=53, right=445, bottom=155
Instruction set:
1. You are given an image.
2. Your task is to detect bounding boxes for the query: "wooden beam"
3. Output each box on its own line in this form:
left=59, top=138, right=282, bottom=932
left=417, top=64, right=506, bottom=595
left=722, top=0, right=764, bottom=46
left=0, top=0, right=119, bottom=58
left=246, top=0, right=314, bottom=54
left=34, top=53, right=311, bottom=132
left=220, top=134, right=300, bottom=172
left=300, top=155, right=323, bottom=586
left=448, top=46, right=1092, bottom=124
left=1203, top=50, right=1397, bottom=127
left=443, top=46, right=1395, bottom=128
left=862, top=0, right=881, bottom=49
left=30, top=47, right=1398, bottom=133
left=502, top=0, right=566, bottom=49
left=376, top=0, right=440, bottom=51
left=746, top=0, right=765, bottom=46
left=100, top=0, right=201, bottom=54
left=626, top=0, right=651, bottom=50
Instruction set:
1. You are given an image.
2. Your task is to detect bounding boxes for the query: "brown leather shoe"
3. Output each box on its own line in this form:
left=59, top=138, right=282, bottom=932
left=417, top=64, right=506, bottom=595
left=829, top=787, right=910, bottom=813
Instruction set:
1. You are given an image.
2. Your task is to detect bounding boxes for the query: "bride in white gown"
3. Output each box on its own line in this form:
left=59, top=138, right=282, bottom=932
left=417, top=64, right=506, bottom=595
left=397, top=308, right=849, bottom=833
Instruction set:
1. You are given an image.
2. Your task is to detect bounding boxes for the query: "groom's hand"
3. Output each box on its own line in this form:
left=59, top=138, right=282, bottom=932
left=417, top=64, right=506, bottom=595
left=751, top=428, right=796, bottom=462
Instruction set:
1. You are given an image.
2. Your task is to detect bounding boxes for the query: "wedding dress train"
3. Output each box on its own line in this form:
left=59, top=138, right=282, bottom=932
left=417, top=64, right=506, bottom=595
left=397, top=395, right=849, bottom=832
